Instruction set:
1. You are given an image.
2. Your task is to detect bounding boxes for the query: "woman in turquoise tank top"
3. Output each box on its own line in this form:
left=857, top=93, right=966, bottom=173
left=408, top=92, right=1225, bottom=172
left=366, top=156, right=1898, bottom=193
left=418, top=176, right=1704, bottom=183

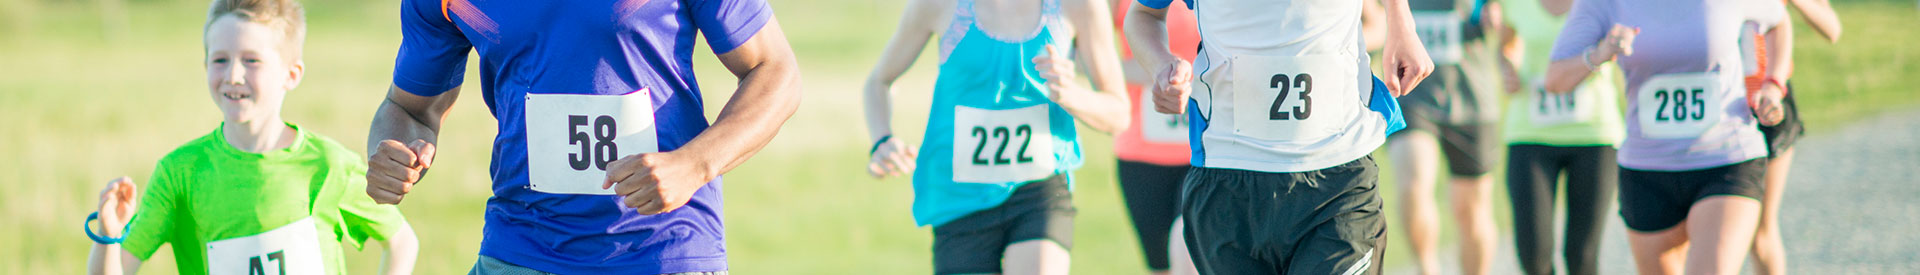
left=860, top=0, right=1129, bottom=273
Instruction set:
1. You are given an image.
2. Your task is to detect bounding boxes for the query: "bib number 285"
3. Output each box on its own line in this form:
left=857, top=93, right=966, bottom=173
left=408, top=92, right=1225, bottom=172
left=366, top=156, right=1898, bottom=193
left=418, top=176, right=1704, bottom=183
left=1635, top=73, right=1723, bottom=139
left=1267, top=73, right=1314, bottom=121
left=1652, top=88, right=1706, bottom=122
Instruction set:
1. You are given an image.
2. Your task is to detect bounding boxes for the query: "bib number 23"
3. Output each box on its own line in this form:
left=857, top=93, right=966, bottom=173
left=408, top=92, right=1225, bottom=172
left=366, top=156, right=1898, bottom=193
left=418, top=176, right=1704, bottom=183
left=1232, top=54, right=1357, bottom=141
left=525, top=89, right=659, bottom=195
left=1266, top=73, right=1314, bottom=121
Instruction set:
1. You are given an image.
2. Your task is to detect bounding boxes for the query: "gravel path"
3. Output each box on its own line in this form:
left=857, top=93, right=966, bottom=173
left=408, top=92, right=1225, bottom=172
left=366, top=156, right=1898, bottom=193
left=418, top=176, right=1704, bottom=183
left=1392, top=109, right=1920, bottom=274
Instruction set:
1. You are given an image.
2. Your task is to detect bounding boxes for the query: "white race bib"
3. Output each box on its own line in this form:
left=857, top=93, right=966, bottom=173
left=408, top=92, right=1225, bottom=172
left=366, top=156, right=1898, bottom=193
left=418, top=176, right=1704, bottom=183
left=952, top=105, right=1056, bottom=183
left=1635, top=73, right=1725, bottom=139
left=1411, top=11, right=1464, bottom=65
left=205, top=218, right=325, bottom=275
left=1528, top=82, right=1594, bottom=126
left=524, top=89, right=660, bottom=195
left=1138, top=91, right=1189, bottom=144
left=1230, top=54, right=1359, bottom=141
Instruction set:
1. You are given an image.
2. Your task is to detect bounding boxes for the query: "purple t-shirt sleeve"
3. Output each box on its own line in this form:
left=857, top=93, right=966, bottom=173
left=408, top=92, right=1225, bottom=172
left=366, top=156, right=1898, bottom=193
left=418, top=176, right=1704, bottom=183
left=1549, top=0, right=1611, bottom=62
left=691, top=0, right=773, bottom=55
left=391, top=0, right=473, bottom=97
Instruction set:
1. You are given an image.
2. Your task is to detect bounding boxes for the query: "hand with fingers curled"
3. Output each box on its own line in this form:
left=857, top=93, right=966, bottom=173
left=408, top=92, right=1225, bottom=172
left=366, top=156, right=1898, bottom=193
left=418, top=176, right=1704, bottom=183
left=1033, top=45, right=1082, bottom=104
left=94, top=177, right=140, bottom=239
left=867, top=136, right=917, bottom=179
left=367, top=139, right=435, bottom=205
left=602, top=152, right=715, bottom=215
left=1750, top=79, right=1787, bottom=126
left=1148, top=59, right=1194, bottom=115
left=1381, top=21, right=1435, bottom=97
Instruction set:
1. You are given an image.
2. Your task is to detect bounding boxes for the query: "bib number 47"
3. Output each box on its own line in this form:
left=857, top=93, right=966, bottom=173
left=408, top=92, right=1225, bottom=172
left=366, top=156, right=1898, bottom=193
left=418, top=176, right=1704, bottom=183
left=1267, top=73, right=1314, bottom=120
left=248, top=250, right=287, bottom=275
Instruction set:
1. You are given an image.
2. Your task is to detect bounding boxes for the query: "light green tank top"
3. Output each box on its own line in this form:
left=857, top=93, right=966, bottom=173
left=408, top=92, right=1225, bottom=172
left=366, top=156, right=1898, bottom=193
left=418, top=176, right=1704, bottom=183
left=1500, top=0, right=1625, bottom=146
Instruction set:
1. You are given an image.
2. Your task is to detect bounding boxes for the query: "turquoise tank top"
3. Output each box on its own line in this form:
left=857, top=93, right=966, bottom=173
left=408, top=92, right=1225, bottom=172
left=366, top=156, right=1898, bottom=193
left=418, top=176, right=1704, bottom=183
left=911, top=0, right=1082, bottom=227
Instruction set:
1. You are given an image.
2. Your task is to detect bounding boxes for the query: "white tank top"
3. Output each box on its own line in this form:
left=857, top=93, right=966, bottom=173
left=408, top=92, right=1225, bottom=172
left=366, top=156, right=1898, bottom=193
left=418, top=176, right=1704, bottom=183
left=1187, top=0, right=1389, bottom=173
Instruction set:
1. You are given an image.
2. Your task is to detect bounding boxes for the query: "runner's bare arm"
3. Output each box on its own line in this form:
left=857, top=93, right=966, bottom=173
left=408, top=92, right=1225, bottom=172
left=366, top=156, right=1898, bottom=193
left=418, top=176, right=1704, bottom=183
left=865, top=0, right=946, bottom=142
left=861, top=0, right=944, bottom=178
left=87, top=177, right=140, bottom=275
left=1788, top=0, right=1842, bottom=43
left=1124, top=2, right=1194, bottom=114
left=365, top=86, right=460, bottom=204
left=1490, top=1, right=1525, bottom=94
left=1361, top=0, right=1390, bottom=52
left=603, top=19, right=802, bottom=214
left=1378, top=0, right=1435, bottom=96
left=682, top=18, right=802, bottom=179
left=1051, top=0, right=1131, bottom=134
left=85, top=247, right=138, bottom=275
left=1545, top=25, right=1635, bottom=94
left=376, top=224, right=418, bottom=275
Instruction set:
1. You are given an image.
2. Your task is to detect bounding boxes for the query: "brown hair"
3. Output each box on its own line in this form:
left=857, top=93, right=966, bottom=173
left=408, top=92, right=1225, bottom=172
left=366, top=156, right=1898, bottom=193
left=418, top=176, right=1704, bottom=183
left=205, top=0, right=306, bottom=60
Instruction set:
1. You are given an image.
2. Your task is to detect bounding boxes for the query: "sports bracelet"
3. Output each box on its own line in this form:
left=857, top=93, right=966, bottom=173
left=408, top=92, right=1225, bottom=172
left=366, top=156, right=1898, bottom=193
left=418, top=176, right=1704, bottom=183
left=870, top=135, right=893, bottom=156
left=1582, top=47, right=1600, bottom=70
left=84, top=212, right=133, bottom=245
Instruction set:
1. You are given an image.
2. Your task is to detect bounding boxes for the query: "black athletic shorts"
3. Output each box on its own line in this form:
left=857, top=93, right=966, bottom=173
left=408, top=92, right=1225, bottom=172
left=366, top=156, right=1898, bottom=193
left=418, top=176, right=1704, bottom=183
left=1182, top=157, right=1387, bottom=275
left=1117, top=160, right=1190, bottom=271
left=1618, top=159, right=1768, bottom=232
left=1391, top=117, right=1498, bottom=176
left=1395, top=63, right=1500, bottom=176
left=1760, top=83, right=1804, bottom=158
left=932, top=174, right=1075, bottom=275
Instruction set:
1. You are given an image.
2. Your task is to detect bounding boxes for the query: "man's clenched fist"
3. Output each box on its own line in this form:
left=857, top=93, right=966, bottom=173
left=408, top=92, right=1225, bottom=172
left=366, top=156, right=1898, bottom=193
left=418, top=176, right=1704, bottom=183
left=368, top=139, right=435, bottom=204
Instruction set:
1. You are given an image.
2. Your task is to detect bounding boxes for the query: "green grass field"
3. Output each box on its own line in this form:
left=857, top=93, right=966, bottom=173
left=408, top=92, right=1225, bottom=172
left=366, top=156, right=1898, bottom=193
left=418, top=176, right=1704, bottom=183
left=1, top=0, right=1914, bottom=274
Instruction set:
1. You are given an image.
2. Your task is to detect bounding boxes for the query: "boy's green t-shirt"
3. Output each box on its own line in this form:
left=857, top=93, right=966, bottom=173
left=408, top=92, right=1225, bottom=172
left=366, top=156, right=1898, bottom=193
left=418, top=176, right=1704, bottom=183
left=121, top=123, right=408, bottom=275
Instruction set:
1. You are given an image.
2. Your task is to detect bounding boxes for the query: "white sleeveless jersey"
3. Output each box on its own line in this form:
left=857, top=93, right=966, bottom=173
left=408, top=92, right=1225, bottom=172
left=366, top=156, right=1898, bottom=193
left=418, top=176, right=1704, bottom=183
left=1187, top=0, right=1389, bottom=173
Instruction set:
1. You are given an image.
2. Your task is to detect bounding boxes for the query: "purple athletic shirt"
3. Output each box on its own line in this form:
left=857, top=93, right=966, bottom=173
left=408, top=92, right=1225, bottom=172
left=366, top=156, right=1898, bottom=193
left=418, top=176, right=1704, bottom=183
left=390, top=0, right=771, bottom=273
left=1551, top=0, right=1784, bottom=171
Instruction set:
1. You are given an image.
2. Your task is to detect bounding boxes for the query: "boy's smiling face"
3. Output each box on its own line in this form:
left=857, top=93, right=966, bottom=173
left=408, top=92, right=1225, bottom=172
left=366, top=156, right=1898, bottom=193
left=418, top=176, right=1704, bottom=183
left=204, top=14, right=301, bottom=124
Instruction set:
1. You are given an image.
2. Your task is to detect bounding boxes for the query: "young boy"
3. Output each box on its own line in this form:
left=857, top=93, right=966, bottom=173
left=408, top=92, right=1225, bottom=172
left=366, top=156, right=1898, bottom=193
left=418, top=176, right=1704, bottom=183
left=83, top=0, right=418, bottom=274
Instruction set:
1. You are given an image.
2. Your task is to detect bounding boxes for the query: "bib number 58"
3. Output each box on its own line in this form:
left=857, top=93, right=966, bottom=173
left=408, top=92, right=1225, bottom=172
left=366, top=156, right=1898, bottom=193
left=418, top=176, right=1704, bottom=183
left=568, top=115, right=619, bottom=171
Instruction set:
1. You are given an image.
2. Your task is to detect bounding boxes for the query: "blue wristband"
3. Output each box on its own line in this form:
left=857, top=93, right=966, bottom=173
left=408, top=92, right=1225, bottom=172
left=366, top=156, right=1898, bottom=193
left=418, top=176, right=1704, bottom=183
left=85, top=212, right=132, bottom=245
left=870, top=135, right=893, bottom=156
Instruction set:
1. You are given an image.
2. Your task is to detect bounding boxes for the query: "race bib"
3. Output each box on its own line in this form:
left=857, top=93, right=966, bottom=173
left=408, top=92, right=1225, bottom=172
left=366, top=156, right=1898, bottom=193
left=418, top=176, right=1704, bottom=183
left=524, top=89, right=660, bottom=195
left=1138, top=91, right=1189, bottom=144
left=1411, top=11, right=1464, bottom=65
left=1231, top=54, right=1359, bottom=141
left=1529, top=82, right=1594, bottom=126
left=1635, top=73, right=1725, bottom=139
left=205, top=218, right=325, bottom=275
left=952, top=105, right=1056, bottom=183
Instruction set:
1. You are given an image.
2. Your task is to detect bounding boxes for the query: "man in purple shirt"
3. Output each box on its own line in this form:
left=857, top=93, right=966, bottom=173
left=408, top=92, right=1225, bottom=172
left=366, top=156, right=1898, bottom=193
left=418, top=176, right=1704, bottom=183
left=361, top=0, right=801, bottom=274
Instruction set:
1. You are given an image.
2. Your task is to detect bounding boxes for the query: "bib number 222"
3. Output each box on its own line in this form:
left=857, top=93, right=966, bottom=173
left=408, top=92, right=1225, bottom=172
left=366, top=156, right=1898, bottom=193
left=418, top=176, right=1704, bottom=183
left=969, top=125, right=1034, bottom=165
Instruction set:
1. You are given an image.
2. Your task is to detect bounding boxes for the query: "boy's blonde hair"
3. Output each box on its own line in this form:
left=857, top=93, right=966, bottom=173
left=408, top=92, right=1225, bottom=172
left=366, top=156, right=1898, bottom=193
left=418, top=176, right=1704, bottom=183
left=205, top=0, right=306, bottom=61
